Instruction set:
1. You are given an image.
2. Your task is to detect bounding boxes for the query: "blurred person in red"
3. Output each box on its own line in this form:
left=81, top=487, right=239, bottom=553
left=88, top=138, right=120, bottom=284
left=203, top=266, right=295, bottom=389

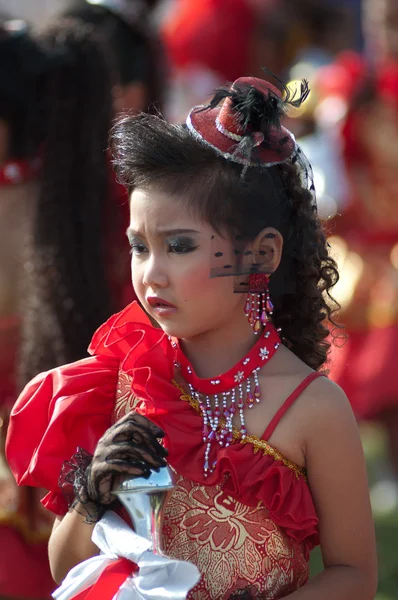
left=324, top=0, right=398, bottom=478
left=0, top=13, right=158, bottom=597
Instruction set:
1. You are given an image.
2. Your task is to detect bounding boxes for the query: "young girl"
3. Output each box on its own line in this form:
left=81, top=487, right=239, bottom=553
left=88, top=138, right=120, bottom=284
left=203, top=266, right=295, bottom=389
left=6, top=75, right=377, bottom=599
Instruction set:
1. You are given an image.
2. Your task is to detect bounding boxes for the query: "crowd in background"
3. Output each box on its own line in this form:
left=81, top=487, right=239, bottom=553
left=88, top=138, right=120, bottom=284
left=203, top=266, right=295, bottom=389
left=0, top=0, right=396, bottom=598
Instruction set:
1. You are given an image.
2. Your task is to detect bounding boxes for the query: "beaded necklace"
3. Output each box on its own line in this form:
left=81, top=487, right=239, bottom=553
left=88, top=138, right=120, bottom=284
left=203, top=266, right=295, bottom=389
left=171, top=322, right=281, bottom=476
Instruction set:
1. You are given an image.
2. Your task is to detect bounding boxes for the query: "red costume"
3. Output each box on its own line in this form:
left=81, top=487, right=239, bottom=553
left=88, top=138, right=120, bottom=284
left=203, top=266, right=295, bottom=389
left=7, top=302, right=320, bottom=599
left=323, top=53, right=398, bottom=418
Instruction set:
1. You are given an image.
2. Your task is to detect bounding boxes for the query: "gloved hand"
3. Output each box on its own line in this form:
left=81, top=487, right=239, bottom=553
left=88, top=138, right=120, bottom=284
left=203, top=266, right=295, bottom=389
left=83, top=412, right=168, bottom=505
left=61, top=412, right=168, bottom=522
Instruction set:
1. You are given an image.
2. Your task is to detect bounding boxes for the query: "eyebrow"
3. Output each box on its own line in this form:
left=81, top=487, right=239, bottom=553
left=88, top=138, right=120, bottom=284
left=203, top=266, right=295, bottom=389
left=127, top=228, right=200, bottom=237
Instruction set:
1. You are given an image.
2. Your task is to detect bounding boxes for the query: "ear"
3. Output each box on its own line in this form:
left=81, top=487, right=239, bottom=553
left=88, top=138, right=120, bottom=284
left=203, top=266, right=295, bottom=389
left=251, top=227, right=283, bottom=273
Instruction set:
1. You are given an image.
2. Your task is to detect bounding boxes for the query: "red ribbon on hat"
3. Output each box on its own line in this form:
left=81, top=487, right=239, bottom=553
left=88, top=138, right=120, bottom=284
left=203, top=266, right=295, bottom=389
left=71, top=558, right=137, bottom=600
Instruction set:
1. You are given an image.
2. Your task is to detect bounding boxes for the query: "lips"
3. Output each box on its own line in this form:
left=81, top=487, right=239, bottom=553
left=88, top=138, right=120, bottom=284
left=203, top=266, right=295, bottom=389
left=146, top=296, right=176, bottom=309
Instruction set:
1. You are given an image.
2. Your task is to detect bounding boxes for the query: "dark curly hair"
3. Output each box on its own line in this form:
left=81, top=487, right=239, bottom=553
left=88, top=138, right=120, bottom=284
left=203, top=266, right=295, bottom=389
left=110, top=112, right=340, bottom=371
left=18, top=19, right=115, bottom=385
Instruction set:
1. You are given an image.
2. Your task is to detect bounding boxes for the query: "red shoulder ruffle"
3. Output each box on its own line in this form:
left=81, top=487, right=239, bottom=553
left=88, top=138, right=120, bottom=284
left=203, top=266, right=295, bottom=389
left=90, top=303, right=319, bottom=553
left=6, top=354, right=119, bottom=515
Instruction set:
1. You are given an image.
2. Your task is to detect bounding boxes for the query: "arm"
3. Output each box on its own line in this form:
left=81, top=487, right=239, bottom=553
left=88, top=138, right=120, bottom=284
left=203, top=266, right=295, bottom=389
left=285, top=379, right=377, bottom=599
left=49, top=506, right=98, bottom=584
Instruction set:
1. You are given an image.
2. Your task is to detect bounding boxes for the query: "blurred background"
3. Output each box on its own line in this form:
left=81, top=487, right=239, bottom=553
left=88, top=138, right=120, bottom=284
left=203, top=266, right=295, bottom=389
left=0, top=0, right=397, bottom=598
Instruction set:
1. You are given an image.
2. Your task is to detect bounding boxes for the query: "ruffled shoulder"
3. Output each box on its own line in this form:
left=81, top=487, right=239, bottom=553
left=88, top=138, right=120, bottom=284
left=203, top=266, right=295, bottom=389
left=6, top=354, right=119, bottom=515
left=6, top=301, right=170, bottom=516
left=88, top=301, right=172, bottom=378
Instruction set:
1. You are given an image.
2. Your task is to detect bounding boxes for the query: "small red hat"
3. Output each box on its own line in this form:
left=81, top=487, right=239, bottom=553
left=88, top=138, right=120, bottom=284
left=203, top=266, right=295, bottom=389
left=186, top=75, right=309, bottom=167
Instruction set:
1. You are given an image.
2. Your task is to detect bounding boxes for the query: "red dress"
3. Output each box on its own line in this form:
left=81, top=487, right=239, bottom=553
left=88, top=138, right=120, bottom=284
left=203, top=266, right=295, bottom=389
left=324, top=53, right=398, bottom=418
left=6, top=302, right=319, bottom=599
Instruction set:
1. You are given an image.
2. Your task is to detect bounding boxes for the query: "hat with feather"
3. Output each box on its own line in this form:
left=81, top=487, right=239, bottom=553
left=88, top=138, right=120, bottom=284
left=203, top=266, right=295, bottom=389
left=186, top=73, right=314, bottom=192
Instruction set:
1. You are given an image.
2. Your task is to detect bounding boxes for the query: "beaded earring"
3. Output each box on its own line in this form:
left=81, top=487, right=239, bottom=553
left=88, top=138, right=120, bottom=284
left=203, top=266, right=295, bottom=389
left=244, top=274, right=274, bottom=333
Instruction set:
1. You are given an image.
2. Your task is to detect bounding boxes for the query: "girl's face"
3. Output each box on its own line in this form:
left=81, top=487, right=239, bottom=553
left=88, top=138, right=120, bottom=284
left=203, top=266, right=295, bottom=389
left=128, top=186, right=246, bottom=339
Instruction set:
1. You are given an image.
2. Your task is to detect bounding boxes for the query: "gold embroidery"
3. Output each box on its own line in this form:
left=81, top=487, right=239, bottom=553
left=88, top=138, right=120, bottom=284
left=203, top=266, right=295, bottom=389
left=112, top=369, right=146, bottom=424
left=163, top=473, right=309, bottom=599
left=172, top=380, right=306, bottom=478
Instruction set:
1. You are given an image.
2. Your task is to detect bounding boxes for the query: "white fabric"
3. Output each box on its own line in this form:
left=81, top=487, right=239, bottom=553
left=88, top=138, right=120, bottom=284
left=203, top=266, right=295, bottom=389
left=53, top=511, right=201, bottom=600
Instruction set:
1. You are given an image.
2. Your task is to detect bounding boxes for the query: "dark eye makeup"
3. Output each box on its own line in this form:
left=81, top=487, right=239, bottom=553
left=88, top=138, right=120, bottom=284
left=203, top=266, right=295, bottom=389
left=127, top=234, right=198, bottom=255
left=166, top=236, right=199, bottom=254
left=128, top=235, right=148, bottom=255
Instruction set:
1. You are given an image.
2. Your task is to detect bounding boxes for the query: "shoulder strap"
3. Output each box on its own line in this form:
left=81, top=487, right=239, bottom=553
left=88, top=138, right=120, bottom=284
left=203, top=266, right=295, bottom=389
left=261, top=372, right=324, bottom=441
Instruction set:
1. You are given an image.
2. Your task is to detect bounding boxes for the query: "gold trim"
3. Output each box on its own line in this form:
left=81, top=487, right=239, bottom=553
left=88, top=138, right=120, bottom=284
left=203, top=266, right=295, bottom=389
left=172, top=380, right=306, bottom=479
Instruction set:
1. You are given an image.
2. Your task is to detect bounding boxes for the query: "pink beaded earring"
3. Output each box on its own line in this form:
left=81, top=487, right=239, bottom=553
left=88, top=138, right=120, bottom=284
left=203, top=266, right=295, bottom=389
left=244, top=274, right=274, bottom=333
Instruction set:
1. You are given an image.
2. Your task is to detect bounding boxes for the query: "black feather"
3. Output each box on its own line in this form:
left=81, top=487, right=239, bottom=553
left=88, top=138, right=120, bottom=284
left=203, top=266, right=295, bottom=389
left=231, top=84, right=284, bottom=133
left=284, top=78, right=310, bottom=108
left=198, top=76, right=310, bottom=137
left=261, top=67, right=310, bottom=108
left=201, top=86, right=234, bottom=111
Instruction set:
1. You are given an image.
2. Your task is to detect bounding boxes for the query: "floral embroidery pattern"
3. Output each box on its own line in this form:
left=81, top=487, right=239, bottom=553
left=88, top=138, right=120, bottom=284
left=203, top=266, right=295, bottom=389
left=162, top=473, right=309, bottom=599
left=111, top=369, right=146, bottom=424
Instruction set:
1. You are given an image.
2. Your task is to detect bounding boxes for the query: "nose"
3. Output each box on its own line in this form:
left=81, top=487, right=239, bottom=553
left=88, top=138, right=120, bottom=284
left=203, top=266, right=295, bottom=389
left=142, top=254, right=169, bottom=289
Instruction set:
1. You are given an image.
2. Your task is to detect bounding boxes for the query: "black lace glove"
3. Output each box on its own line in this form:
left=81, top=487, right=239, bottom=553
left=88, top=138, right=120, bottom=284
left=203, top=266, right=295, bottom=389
left=60, top=413, right=168, bottom=522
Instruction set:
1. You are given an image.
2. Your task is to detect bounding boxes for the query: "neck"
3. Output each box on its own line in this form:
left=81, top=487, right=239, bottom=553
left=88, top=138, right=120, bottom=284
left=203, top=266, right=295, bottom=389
left=180, top=313, right=260, bottom=379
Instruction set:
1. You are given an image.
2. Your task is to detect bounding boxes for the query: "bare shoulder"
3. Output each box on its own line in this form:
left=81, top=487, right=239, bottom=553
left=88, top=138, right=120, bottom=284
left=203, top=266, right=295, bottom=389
left=300, top=374, right=353, bottom=416
left=296, top=364, right=351, bottom=411
left=270, top=346, right=351, bottom=415
left=296, top=375, right=362, bottom=463
left=274, top=346, right=351, bottom=413
left=267, top=345, right=357, bottom=447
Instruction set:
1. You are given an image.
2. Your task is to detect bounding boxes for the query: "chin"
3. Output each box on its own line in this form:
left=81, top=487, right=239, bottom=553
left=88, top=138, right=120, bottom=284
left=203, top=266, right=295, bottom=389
left=157, top=323, right=190, bottom=338
left=155, top=319, right=205, bottom=340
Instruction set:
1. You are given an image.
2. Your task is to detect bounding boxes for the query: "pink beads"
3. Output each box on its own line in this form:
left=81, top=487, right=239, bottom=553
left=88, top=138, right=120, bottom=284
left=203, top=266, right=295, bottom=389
left=247, top=392, right=254, bottom=408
